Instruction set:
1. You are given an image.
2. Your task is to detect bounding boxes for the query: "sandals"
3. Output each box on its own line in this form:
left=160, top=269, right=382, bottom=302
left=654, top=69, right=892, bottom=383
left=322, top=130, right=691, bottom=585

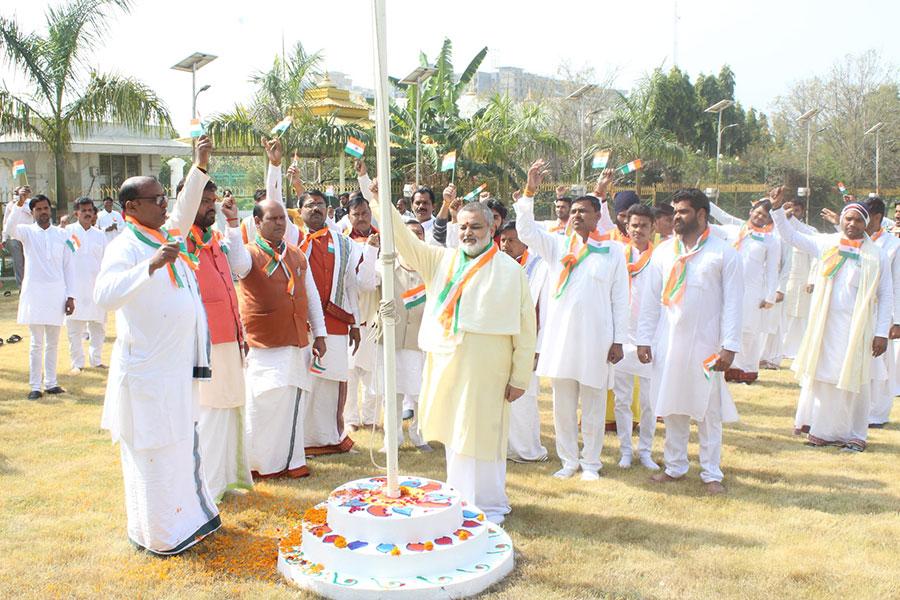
left=6, top=334, right=21, bottom=344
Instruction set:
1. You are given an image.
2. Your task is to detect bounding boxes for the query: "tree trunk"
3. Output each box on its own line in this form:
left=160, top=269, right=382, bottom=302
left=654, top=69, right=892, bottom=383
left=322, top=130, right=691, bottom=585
left=54, top=147, right=67, bottom=216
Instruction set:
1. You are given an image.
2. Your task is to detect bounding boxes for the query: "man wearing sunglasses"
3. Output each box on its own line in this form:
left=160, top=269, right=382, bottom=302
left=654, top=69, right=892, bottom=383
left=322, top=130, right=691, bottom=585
left=94, top=135, right=221, bottom=556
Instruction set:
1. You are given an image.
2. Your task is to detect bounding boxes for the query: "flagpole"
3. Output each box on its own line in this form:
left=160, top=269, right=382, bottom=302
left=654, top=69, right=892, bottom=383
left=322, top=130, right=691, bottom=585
left=371, top=0, right=400, bottom=499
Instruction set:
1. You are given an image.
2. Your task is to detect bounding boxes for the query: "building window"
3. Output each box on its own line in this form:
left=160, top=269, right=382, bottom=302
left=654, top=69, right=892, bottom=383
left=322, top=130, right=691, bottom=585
left=99, top=154, right=140, bottom=190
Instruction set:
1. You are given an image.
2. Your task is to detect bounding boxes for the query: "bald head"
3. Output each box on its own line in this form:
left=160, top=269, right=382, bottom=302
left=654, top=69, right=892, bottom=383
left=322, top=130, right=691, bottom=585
left=118, top=176, right=159, bottom=208
left=254, top=198, right=287, bottom=245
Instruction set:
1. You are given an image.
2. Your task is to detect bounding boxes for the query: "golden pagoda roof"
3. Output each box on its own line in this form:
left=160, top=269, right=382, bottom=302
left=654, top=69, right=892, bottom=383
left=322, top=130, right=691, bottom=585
left=304, top=73, right=373, bottom=127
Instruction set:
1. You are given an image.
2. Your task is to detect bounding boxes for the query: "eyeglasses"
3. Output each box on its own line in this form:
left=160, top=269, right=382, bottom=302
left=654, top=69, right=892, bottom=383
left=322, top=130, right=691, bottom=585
left=133, top=195, right=168, bottom=206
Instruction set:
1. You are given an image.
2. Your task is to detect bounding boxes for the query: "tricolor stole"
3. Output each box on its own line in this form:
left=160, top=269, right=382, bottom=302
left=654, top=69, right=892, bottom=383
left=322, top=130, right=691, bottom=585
left=65, top=234, right=81, bottom=253
left=661, top=227, right=711, bottom=307
left=402, top=284, right=426, bottom=309
left=188, top=224, right=228, bottom=255
left=821, top=238, right=862, bottom=279
left=871, top=229, right=885, bottom=243
left=733, top=222, right=773, bottom=250
left=125, top=216, right=199, bottom=288
left=702, top=353, right=719, bottom=380
left=554, top=232, right=611, bottom=298
left=626, top=243, right=653, bottom=279
left=434, top=245, right=499, bottom=336
left=255, top=234, right=295, bottom=295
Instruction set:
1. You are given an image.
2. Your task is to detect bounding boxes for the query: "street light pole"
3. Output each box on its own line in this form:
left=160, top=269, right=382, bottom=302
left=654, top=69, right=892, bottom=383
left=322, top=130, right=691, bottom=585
left=797, top=108, right=820, bottom=224
left=704, top=99, right=734, bottom=196
left=865, top=122, right=885, bottom=195
left=400, top=66, right=436, bottom=189
left=172, top=52, right=218, bottom=160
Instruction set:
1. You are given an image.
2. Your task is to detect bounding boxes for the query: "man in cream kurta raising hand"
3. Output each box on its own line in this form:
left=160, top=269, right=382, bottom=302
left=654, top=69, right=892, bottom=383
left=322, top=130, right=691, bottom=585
left=515, top=159, right=630, bottom=481
left=366, top=177, right=535, bottom=525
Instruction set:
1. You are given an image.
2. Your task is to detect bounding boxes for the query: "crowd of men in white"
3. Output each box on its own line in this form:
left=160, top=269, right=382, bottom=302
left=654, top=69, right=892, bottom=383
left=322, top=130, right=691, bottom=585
left=2, top=135, right=896, bottom=556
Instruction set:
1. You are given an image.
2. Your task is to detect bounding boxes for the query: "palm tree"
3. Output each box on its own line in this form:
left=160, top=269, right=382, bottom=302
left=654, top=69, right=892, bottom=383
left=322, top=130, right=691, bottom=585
left=599, top=80, right=686, bottom=191
left=0, top=0, right=173, bottom=213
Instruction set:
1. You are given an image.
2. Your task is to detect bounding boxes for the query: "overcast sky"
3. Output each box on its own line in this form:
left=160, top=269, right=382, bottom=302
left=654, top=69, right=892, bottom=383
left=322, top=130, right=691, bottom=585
left=2, top=0, right=897, bottom=136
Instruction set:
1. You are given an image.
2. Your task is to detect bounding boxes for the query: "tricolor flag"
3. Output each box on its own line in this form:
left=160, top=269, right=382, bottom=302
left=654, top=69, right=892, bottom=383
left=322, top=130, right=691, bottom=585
left=702, top=353, right=719, bottom=380
left=344, top=137, right=366, bottom=158
left=837, top=181, right=848, bottom=195
left=65, top=235, right=80, bottom=253
left=838, top=238, right=862, bottom=260
left=271, top=116, right=293, bottom=136
left=617, top=159, right=643, bottom=175
left=12, top=160, right=26, bottom=177
left=462, top=183, right=487, bottom=202
left=586, top=238, right=611, bottom=254
left=189, top=119, right=205, bottom=138
left=441, top=151, right=457, bottom=172
left=325, top=185, right=335, bottom=197
left=310, top=356, right=326, bottom=375
left=402, top=284, right=426, bottom=309
left=591, top=150, right=610, bottom=170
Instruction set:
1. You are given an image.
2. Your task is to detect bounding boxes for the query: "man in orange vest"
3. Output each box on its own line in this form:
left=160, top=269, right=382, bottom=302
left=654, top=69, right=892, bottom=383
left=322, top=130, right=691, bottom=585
left=182, top=175, right=254, bottom=501
left=239, top=198, right=327, bottom=478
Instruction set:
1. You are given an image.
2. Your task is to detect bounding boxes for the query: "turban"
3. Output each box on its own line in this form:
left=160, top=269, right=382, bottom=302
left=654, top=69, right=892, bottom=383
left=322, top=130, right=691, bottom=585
left=613, top=190, right=640, bottom=215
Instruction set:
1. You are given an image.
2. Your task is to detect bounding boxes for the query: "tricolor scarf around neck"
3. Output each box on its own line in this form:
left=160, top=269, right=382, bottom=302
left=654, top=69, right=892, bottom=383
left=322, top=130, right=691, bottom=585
left=188, top=224, right=228, bottom=255
left=820, top=238, right=862, bottom=279
left=626, top=242, right=654, bottom=279
left=65, top=233, right=81, bottom=253
left=870, top=228, right=885, bottom=243
left=125, top=216, right=199, bottom=288
left=733, top=221, right=773, bottom=250
left=554, top=231, right=611, bottom=298
left=661, top=227, right=711, bottom=307
left=434, top=243, right=498, bottom=336
left=255, top=234, right=295, bottom=295
left=299, top=226, right=330, bottom=254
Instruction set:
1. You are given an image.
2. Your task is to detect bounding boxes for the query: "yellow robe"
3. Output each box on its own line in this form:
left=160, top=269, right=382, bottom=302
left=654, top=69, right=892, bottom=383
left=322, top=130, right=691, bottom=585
left=374, top=199, right=536, bottom=461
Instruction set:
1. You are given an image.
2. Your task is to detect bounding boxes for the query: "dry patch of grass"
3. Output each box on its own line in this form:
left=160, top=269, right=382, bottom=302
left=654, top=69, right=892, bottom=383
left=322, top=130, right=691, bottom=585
left=0, top=292, right=898, bottom=599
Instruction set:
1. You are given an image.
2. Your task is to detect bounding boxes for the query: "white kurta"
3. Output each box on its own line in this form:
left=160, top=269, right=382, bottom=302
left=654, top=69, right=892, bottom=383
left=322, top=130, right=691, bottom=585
left=637, top=233, right=743, bottom=422
left=8, top=209, right=76, bottom=326
left=97, top=208, right=125, bottom=243
left=772, top=209, right=892, bottom=444
left=514, top=195, right=629, bottom=390
left=64, top=223, right=108, bottom=322
left=868, top=231, right=900, bottom=425
left=781, top=218, right=818, bottom=357
left=95, top=167, right=220, bottom=554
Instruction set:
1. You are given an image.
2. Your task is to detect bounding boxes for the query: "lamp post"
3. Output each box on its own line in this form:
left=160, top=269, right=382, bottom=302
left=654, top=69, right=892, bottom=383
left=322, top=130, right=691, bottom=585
left=865, top=122, right=885, bottom=195
left=400, top=65, right=436, bottom=188
left=171, top=52, right=218, bottom=157
left=797, top=108, right=820, bottom=223
left=567, top=83, right=597, bottom=184
left=705, top=99, right=734, bottom=195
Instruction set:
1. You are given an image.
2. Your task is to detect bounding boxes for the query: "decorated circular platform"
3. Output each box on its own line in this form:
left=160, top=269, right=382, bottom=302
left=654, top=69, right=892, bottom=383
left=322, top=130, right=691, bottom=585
left=277, top=475, right=514, bottom=598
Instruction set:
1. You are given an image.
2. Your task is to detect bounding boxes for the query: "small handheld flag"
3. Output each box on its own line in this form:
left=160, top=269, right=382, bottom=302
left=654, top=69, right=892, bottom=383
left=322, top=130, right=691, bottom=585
left=462, top=183, right=487, bottom=202
left=325, top=185, right=335, bottom=197
left=65, top=235, right=80, bottom=253
left=617, top=159, right=643, bottom=175
left=441, top=151, right=457, bottom=172
left=310, top=355, right=326, bottom=375
left=271, top=116, right=293, bottom=136
left=702, top=353, right=719, bottom=380
left=402, top=284, right=426, bottom=309
left=189, top=119, right=205, bottom=138
left=12, top=160, right=26, bottom=178
left=592, top=150, right=610, bottom=170
left=344, top=137, right=366, bottom=158
left=837, top=181, right=848, bottom=195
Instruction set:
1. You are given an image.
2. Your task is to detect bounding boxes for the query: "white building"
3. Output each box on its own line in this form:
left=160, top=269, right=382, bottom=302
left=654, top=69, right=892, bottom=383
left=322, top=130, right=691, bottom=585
left=0, top=123, right=191, bottom=206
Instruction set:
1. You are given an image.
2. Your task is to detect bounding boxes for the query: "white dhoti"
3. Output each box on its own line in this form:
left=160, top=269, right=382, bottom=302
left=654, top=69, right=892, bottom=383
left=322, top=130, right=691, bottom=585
left=66, top=319, right=105, bottom=369
left=732, top=330, right=764, bottom=374
left=345, top=326, right=379, bottom=427
left=507, top=374, right=548, bottom=462
left=798, top=379, right=869, bottom=448
left=551, top=378, right=606, bottom=473
left=120, top=426, right=220, bottom=555
left=198, top=406, right=254, bottom=497
left=662, top=375, right=725, bottom=483
left=868, top=349, right=894, bottom=426
left=782, top=315, right=807, bottom=359
left=304, top=380, right=353, bottom=454
left=373, top=347, right=428, bottom=449
left=613, top=371, right=655, bottom=459
left=28, top=324, right=60, bottom=391
left=246, top=386, right=309, bottom=477
left=445, top=446, right=510, bottom=524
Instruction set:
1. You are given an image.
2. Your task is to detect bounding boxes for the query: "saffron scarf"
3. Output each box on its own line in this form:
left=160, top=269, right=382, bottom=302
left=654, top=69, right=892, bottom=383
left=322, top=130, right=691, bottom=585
left=434, top=244, right=498, bottom=336
left=661, top=228, right=711, bottom=307
left=125, top=216, right=198, bottom=288
left=255, top=234, right=295, bottom=295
